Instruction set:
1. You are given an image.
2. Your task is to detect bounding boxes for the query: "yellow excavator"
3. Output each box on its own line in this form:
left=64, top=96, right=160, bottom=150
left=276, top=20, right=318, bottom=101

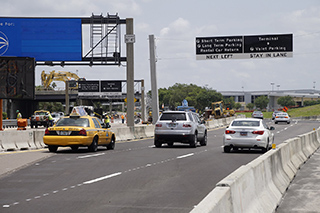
left=211, top=101, right=235, bottom=119
left=41, top=70, right=84, bottom=89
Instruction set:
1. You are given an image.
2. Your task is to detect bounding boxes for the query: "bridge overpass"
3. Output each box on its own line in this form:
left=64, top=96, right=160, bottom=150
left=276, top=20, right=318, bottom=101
left=2, top=90, right=142, bottom=119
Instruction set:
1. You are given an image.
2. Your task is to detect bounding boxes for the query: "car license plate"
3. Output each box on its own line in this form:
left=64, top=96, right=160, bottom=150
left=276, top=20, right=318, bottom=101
left=168, top=123, right=176, bottom=128
left=240, top=132, right=247, bottom=136
left=58, top=131, right=71, bottom=136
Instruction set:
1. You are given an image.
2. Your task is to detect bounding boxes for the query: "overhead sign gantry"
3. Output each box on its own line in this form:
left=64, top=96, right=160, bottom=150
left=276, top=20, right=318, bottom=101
left=0, top=14, right=126, bottom=66
left=196, top=33, right=293, bottom=60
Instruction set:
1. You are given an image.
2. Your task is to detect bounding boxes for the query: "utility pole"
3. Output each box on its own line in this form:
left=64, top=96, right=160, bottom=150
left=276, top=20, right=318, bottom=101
left=65, top=81, right=69, bottom=115
left=126, top=18, right=135, bottom=127
left=0, top=99, right=3, bottom=131
left=141, top=79, right=146, bottom=122
left=149, top=35, right=159, bottom=124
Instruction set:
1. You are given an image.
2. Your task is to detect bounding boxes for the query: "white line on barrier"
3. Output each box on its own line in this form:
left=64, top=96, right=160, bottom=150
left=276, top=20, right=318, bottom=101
left=177, top=153, right=194, bottom=159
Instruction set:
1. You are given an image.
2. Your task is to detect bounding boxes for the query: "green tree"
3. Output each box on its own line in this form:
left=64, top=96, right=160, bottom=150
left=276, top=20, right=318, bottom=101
left=2, top=112, right=7, bottom=119
left=223, top=97, right=235, bottom=109
left=234, top=102, right=242, bottom=110
left=157, top=83, right=222, bottom=111
left=39, top=102, right=64, bottom=112
left=246, top=103, right=254, bottom=110
left=254, top=96, right=269, bottom=110
left=277, top=96, right=295, bottom=107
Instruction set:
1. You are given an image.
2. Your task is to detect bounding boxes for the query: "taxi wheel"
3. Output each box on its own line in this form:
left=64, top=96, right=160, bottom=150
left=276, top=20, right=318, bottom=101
left=107, top=138, right=115, bottom=150
left=88, top=137, right=98, bottom=152
left=48, top=145, right=58, bottom=153
left=71, top=146, right=79, bottom=151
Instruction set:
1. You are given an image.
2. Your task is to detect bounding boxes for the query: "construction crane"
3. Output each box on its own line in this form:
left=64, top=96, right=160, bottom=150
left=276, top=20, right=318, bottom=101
left=41, top=70, right=84, bottom=89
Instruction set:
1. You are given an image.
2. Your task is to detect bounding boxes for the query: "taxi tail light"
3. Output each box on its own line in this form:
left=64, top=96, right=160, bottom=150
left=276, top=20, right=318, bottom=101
left=45, top=128, right=50, bottom=135
left=252, top=130, right=264, bottom=135
left=183, top=123, right=192, bottom=128
left=225, top=130, right=236, bottom=134
left=79, top=129, right=87, bottom=136
left=156, top=123, right=162, bottom=127
left=285, top=116, right=289, bottom=118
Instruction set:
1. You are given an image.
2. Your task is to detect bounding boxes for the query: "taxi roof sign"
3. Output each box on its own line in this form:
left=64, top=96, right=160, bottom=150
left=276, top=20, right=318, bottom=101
left=71, top=106, right=88, bottom=116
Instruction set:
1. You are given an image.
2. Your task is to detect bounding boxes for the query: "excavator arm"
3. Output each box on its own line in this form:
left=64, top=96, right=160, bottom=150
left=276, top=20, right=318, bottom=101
left=41, top=70, right=81, bottom=89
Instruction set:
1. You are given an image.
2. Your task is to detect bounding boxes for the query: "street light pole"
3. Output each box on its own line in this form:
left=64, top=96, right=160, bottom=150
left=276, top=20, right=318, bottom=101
left=271, top=82, right=275, bottom=91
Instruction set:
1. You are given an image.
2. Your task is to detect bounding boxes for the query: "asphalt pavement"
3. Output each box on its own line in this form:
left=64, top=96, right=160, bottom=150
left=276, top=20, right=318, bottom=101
left=276, top=147, right=320, bottom=213
left=1, top=123, right=320, bottom=212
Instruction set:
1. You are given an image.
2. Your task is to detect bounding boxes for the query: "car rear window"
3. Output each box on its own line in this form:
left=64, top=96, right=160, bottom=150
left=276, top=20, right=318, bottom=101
left=55, top=118, right=90, bottom=127
left=35, top=112, right=47, bottom=115
left=231, top=120, right=260, bottom=127
left=160, top=113, right=187, bottom=121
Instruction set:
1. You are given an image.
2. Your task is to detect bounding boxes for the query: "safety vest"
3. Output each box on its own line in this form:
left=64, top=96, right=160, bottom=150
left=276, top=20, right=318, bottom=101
left=17, top=113, right=22, bottom=120
left=105, top=116, right=110, bottom=123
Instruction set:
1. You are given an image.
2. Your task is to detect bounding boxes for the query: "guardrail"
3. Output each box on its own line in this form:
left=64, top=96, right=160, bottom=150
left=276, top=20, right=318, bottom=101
left=2, top=119, right=31, bottom=129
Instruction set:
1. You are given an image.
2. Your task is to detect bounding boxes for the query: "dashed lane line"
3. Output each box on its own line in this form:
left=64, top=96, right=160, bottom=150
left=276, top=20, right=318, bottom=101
left=2, top=149, right=208, bottom=208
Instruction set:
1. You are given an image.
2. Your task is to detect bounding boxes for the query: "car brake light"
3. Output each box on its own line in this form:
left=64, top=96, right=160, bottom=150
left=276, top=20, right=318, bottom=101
left=79, top=129, right=87, bottom=136
left=183, top=123, right=192, bottom=127
left=285, top=116, right=288, bottom=118
left=225, top=130, right=235, bottom=134
left=156, top=124, right=162, bottom=127
left=252, top=130, right=264, bottom=135
left=45, top=128, right=50, bottom=135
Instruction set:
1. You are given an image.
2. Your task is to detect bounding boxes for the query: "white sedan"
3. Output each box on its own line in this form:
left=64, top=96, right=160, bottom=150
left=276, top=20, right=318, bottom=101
left=223, top=118, right=275, bottom=153
left=274, top=112, right=290, bottom=124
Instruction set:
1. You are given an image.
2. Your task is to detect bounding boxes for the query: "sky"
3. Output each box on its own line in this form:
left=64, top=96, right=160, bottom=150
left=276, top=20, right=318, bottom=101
left=2, top=0, right=320, bottom=93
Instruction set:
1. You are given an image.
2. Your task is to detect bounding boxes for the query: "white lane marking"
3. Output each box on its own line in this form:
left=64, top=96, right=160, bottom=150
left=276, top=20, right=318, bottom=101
left=2, top=148, right=210, bottom=208
left=77, top=153, right=105, bottom=159
left=83, top=172, right=122, bottom=184
left=177, top=153, right=194, bottom=159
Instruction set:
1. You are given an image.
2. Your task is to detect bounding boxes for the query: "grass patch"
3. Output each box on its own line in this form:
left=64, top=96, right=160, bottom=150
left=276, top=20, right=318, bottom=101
left=237, top=104, right=320, bottom=118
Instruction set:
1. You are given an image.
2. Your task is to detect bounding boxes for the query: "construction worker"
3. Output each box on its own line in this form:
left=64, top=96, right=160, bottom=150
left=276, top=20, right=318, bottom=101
left=104, top=115, right=110, bottom=127
left=16, top=110, right=22, bottom=120
left=48, top=113, right=54, bottom=126
left=121, top=114, right=125, bottom=124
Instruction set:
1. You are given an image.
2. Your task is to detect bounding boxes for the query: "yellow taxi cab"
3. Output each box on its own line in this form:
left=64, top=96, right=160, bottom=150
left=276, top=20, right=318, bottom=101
left=43, top=111, right=116, bottom=153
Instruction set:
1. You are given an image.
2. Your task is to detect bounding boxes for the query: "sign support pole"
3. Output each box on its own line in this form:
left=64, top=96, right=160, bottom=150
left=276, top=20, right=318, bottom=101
left=65, top=82, right=69, bottom=115
left=126, top=18, right=134, bottom=127
left=149, top=35, right=159, bottom=124
left=0, top=99, right=3, bottom=131
left=141, top=79, right=146, bottom=122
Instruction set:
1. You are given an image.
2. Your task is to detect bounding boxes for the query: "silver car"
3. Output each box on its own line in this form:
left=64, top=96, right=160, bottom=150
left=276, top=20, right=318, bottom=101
left=274, top=112, right=290, bottom=124
left=154, top=111, right=207, bottom=148
left=252, top=111, right=263, bottom=119
left=223, top=118, right=275, bottom=153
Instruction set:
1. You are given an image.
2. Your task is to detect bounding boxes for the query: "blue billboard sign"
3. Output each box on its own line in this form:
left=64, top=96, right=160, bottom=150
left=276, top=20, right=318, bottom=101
left=0, top=18, right=82, bottom=61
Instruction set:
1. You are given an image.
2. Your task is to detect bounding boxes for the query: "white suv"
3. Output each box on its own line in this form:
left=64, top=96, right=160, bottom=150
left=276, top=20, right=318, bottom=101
left=154, top=111, right=207, bottom=148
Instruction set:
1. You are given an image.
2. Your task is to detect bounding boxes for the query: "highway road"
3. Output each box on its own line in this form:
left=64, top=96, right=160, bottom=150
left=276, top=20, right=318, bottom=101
left=0, top=119, right=319, bottom=213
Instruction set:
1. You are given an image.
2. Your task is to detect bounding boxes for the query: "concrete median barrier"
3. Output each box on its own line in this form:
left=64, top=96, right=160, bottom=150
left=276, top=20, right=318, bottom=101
left=33, top=130, right=46, bottom=148
left=192, top=127, right=320, bottom=213
left=14, top=131, right=34, bottom=150
left=144, top=125, right=154, bottom=138
left=1, top=131, right=18, bottom=151
left=134, top=126, right=147, bottom=139
left=191, top=187, right=232, bottom=213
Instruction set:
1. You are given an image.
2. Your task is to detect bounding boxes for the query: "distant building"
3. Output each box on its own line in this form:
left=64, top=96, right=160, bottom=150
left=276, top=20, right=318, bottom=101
left=219, top=89, right=320, bottom=111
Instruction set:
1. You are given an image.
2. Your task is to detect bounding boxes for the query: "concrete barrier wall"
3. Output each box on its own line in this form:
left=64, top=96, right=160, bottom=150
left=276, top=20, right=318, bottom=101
left=1, top=116, right=240, bottom=151
left=191, top=128, right=320, bottom=213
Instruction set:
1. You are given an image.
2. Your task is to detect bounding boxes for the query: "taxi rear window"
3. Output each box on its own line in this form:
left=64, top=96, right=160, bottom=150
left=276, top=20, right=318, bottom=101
left=55, top=118, right=90, bottom=127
